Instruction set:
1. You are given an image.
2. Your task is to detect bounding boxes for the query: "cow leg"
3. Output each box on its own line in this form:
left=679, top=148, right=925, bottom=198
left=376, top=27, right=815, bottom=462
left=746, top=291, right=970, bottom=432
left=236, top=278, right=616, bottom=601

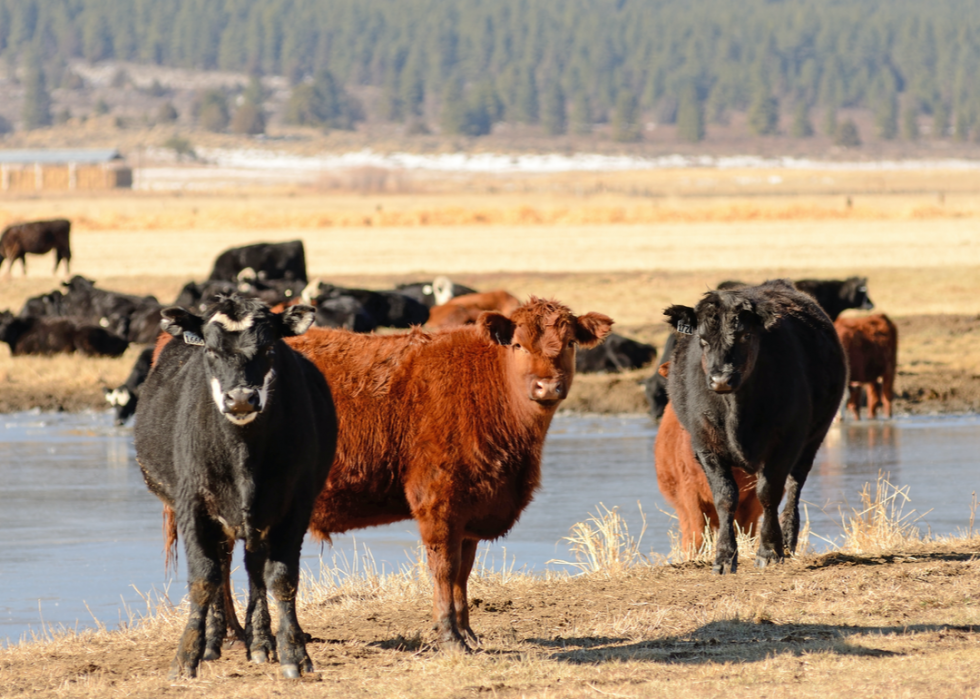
left=221, top=540, right=247, bottom=648
left=779, top=442, right=820, bottom=556
left=243, top=542, right=275, bottom=665
left=453, top=538, right=480, bottom=647
left=418, top=519, right=468, bottom=649
left=881, top=371, right=895, bottom=419
left=202, top=535, right=241, bottom=661
left=847, top=384, right=861, bottom=420
left=170, top=508, right=224, bottom=679
left=696, top=451, right=739, bottom=574
left=19, top=257, right=26, bottom=277
left=753, top=468, right=788, bottom=568
left=264, top=521, right=313, bottom=679
left=867, top=382, right=881, bottom=419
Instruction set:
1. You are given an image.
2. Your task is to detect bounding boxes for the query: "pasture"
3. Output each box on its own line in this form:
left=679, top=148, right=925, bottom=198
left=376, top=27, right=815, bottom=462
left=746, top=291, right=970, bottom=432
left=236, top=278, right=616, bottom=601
left=1, top=171, right=979, bottom=695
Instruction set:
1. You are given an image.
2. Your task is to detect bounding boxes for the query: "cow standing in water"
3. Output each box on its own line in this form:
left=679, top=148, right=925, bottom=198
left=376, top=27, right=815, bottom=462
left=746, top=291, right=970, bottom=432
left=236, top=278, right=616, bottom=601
left=286, top=297, right=613, bottom=649
left=0, top=219, right=71, bottom=277
left=835, top=314, right=898, bottom=419
left=135, top=296, right=336, bottom=679
left=665, top=280, right=845, bottom=574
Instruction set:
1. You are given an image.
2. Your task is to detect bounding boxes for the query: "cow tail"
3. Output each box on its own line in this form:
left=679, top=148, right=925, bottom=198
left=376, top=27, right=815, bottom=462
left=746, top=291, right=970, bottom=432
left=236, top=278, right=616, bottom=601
left=163, top=505, right=179, bottom=575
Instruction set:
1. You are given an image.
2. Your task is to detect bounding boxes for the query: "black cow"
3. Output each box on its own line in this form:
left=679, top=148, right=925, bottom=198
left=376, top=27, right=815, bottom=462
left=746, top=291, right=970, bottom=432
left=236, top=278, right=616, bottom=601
left=306, top=282, right=428, bottom=329
left=104, top=346, right=155, bottom=425
left=314, top=295, right=378, bottom=332
left=174, top=278, right=305, bottom=314
left=640, top=332, right=675, bottom=420
left=396, top=276, right=478, bottom=308
left=575, top=332, right=656, bottom=373
left=792, top=277, right=874, bottom=320
left=664, top=280, right=845, bottom=574
left=0, top=311, right=129, bottom=357
left=0, top=218, right=71, bottom=276
left=208, top=240, right=308, bottom=283
left=134, top=296, right=336, bottom=679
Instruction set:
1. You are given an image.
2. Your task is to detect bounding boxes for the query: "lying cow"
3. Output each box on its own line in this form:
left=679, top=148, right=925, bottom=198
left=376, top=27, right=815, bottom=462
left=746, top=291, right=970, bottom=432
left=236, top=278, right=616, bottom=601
left=654, top=364, right=761, bottom=553
left=0, top=311, right=128, bottom=357
left=576, top=332, right=656, bottom=374
left=286, top=297, right=613, bottom=649
left=104, top=346, right=155, bottom=425
left=208, top=240, right=308, bottom=283
left=134, top=296, right=336, bottom=679
left=0, top=218, right=71, bottom=277
left=426, top=290, right=522, bottom=328
left=304, top=282, right=429, bottom=329
left=396, top=276, right=478, bottom=307
left=834, top=314, right=898, bottom=419
left=665, top=280, right=845, bottom=574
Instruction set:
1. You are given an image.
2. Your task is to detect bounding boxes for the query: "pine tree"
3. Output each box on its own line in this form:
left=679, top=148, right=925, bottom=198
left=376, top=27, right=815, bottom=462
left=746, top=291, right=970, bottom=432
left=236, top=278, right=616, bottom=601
left=902, top=106, right=920, bottom=140
left=790, top=102, right=814, bottom=138
left=954, top=107, right=971, bottom=141
left=541, top=81, right=567, bottom=136
left=380, top=69, right=403, bottom=122
left=676, top=86, right=705, bottom=142
left=748, top=90, right=779, bottom=135
left=440, top=79, right=467, bottom=135
left=875, top=92, right=898, bottom=139
left=231, top=102, right=265, bottom=134
left=21, top=52, right=52, bottom=129
left=932, top=101, right=950, bottom=138
left=835, top=118, right=861, bottom=147
left=513, top=66, right=539, bottom=124
left=612, top=89, right=640, bottom=142
left=196, top=89, right=229, bottom=132
left=823, top=105, right=838, bottom=137
left=570, top=91, right=592, bottom=134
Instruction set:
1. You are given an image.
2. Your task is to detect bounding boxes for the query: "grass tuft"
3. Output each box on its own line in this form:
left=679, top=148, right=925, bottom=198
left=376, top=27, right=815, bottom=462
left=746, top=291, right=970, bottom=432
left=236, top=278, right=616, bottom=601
left=838, top=471, right=928, bottom=554
left=547, top=502, right=648, bottom=576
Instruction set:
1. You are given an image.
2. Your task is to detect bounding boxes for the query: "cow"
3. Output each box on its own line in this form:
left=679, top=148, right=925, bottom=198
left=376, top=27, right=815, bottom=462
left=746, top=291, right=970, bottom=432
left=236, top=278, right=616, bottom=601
left=654, top=367, right=761, bottom=553
left=104, top=346, right=155, bottom=425
left=664, top=280, right=845, bottom=574
left=285, top=297, right=613, bottom=649
left=834, top=314, right=898, bottom=419
left=793, top=277, right=874, bottom=321
left=134, top=295, right=336, bottom=679
left=396, top=276, right=478, bottom=308
left=426, top=290, right=522, bottom=329
left=0, top=219, right=71, bottom=277
left=0, top=311, right=129, bottom=357
left=576, top=332, right=656, bottom=374
left=304, top=282, right=429, bottom=329
left=208, top=240, right=308, bottom=283
left=640, top=332, right=675, bottom=420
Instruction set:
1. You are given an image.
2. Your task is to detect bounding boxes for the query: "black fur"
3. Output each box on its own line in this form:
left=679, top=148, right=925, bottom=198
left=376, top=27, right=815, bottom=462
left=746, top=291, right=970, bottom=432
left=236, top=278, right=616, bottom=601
left=664, top=280, right=846, bottom=574
left=104, top=346, right=155, bottom=425
left=134, top=295, right=336, bottom=679
left=0, top=310, right=129, bottom=357
left=792, top=276, right=874, bottom=320
left=208, top=240, right=307, bottom=283
left=575, top=332, right=656, bottom=374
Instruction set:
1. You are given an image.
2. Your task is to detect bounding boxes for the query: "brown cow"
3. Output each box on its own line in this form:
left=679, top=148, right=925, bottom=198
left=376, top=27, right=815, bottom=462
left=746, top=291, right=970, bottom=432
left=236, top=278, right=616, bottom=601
left=654, top=363, right=762, bottom=553
left=0, top=219, right=71, bottom=277
left=834, top=313, right=898, bottom=419
left=426, top=290, right=522, bottom=328
left=286, top=297, right=613, bottom=649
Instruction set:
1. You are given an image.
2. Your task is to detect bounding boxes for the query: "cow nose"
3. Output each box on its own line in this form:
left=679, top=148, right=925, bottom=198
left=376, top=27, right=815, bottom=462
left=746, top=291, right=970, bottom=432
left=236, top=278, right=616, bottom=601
left=224, top=388, right=260, bottom=415
left=709, top=374, right=733, bottom=393
left=531, top=378, right=564, bottom=403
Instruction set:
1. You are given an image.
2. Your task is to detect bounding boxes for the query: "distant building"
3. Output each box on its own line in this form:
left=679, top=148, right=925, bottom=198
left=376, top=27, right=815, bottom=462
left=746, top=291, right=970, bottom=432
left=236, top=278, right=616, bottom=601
left=0, top=149, right=132, bottom=192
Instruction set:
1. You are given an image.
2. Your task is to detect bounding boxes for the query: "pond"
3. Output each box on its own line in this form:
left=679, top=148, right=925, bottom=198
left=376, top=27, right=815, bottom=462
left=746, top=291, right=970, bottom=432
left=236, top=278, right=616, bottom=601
left=2, top=411, right=978, bottom=645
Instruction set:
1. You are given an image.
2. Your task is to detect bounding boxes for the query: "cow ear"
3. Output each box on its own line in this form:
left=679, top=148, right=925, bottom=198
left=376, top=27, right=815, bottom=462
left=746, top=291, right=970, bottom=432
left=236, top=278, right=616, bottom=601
left=478, top=311, right=515, bottom=345
left=160, top=307, right=205, bottom=344
left=664, top=305, right=697, bottom=335
left=657, top=361, right=671, bottom=378
left=750, top=304, right=780, bottom=330
left=574, top=312, right=614, bottom=349
left=278, top=304, right=316, bottom=337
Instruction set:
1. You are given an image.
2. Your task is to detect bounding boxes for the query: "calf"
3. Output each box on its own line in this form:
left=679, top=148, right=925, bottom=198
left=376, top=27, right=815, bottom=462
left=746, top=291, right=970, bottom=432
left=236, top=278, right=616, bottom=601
left=396, top=276, right=478, bottom=307
left=834, top=314, right=898, bottom=419
left=0, top=218, right=71, bottom=277
left=286, top=297, right=613, bottom=649
left=104, top=346, right=155, bottom=425
left=576, top=332, right=656, bottom=374
left=665, top=280, right=845, bottom=573
left=208, top=240, right=308, bottom=282
left=654, top=368, right=761, bottom=553
left=0, top=311, right=129, bottom=357
left=426, top=290, right=522, bottom=328
left=134, top=296, right=336, bottom=679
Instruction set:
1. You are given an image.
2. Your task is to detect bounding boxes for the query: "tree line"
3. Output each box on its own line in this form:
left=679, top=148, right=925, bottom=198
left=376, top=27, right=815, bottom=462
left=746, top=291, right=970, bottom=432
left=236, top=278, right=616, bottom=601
left=5, top=0, right=980, bottom=142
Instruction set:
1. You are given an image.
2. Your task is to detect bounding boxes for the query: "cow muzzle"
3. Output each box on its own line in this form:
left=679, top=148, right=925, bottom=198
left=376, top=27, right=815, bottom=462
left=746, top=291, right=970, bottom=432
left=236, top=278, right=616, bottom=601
left=708, top=373, right=738, bottom=393
left=223, top=387, right=261, bottom=416
left=530, top=378, right=565, bottom=404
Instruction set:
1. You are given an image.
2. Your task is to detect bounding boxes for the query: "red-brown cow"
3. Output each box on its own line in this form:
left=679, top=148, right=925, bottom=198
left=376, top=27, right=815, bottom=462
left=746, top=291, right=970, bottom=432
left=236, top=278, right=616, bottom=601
left=0, top=219, right=71, bottom=277
left=834, top=314, right=898, bottom=419
left=426, top=290, right=522, bottom=328
left=286, top=297, right=613, bottom=649
left=654, top=363, right=761, bottom=553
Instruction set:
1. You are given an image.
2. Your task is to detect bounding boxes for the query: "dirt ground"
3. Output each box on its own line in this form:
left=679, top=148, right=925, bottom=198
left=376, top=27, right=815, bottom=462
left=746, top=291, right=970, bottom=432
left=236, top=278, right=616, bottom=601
left=3, top=539, right=980, bottom=698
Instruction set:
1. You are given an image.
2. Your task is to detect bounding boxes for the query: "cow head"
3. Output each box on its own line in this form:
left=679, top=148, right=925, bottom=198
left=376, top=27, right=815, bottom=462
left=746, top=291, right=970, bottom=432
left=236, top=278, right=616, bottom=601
left=665, top=290, right=778, bottom=394
left=104, top=386, right=136, bottom=425
left=479, top=297, right=613, bottom=408
left=843, top=277, right=874, bottom=311
left=160, top=295, right=315, bottom=426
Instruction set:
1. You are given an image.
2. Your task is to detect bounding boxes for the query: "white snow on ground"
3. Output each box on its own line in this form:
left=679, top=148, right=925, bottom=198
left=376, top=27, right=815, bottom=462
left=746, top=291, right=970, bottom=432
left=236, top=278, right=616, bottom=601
left=133, top=147, right=980, bottom=190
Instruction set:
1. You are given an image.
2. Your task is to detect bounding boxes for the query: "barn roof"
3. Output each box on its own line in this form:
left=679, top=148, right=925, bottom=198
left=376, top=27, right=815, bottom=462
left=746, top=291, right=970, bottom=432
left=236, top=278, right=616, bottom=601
left=0, top=149, right=123, bottom=164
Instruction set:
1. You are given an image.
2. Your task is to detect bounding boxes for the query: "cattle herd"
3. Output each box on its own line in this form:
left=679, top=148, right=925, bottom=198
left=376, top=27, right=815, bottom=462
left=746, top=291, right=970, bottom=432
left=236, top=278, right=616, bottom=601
left=0, top=222, right=905, bottom=679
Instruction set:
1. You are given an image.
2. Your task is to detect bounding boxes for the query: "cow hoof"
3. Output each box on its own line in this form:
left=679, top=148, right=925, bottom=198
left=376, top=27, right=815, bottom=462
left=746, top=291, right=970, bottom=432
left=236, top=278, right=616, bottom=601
left=462, top=628, right=481, bottom=647
left=168, top=662, right=197, bottom=680
left=202, top=646, right=221, bottom=662
left=755, top=553, right=784, bottom=568
left=281, top=663, right=301, bottom=679
left=251, top=649, right=268, bottom=664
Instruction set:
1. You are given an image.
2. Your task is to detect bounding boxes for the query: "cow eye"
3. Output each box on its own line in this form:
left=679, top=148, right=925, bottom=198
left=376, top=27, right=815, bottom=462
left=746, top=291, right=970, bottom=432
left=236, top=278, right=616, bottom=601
left=739, top=332, right=751, bottom=343
left=568, top=340, right=576, bottom=349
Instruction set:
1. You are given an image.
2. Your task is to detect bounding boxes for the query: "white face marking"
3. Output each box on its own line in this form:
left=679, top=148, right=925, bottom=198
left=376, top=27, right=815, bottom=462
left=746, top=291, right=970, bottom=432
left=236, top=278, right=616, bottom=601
left=209, top=368, right=275, bottom=425
left=113, top=388, right=130, bottom=407
left=210, top=312, right=253, bottom=332
left=210, top=377, right=224, bottom=413
left=256, top=368, right=275, bottom=411
left=432, top=276, right=454, bottom=306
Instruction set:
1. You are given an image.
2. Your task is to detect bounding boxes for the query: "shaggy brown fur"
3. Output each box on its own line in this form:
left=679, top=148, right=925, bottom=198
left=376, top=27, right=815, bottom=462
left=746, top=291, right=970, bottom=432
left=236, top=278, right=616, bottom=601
left=834, top=314, right=898, bottom=419
left=286, top=297, right=613, bottom=649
